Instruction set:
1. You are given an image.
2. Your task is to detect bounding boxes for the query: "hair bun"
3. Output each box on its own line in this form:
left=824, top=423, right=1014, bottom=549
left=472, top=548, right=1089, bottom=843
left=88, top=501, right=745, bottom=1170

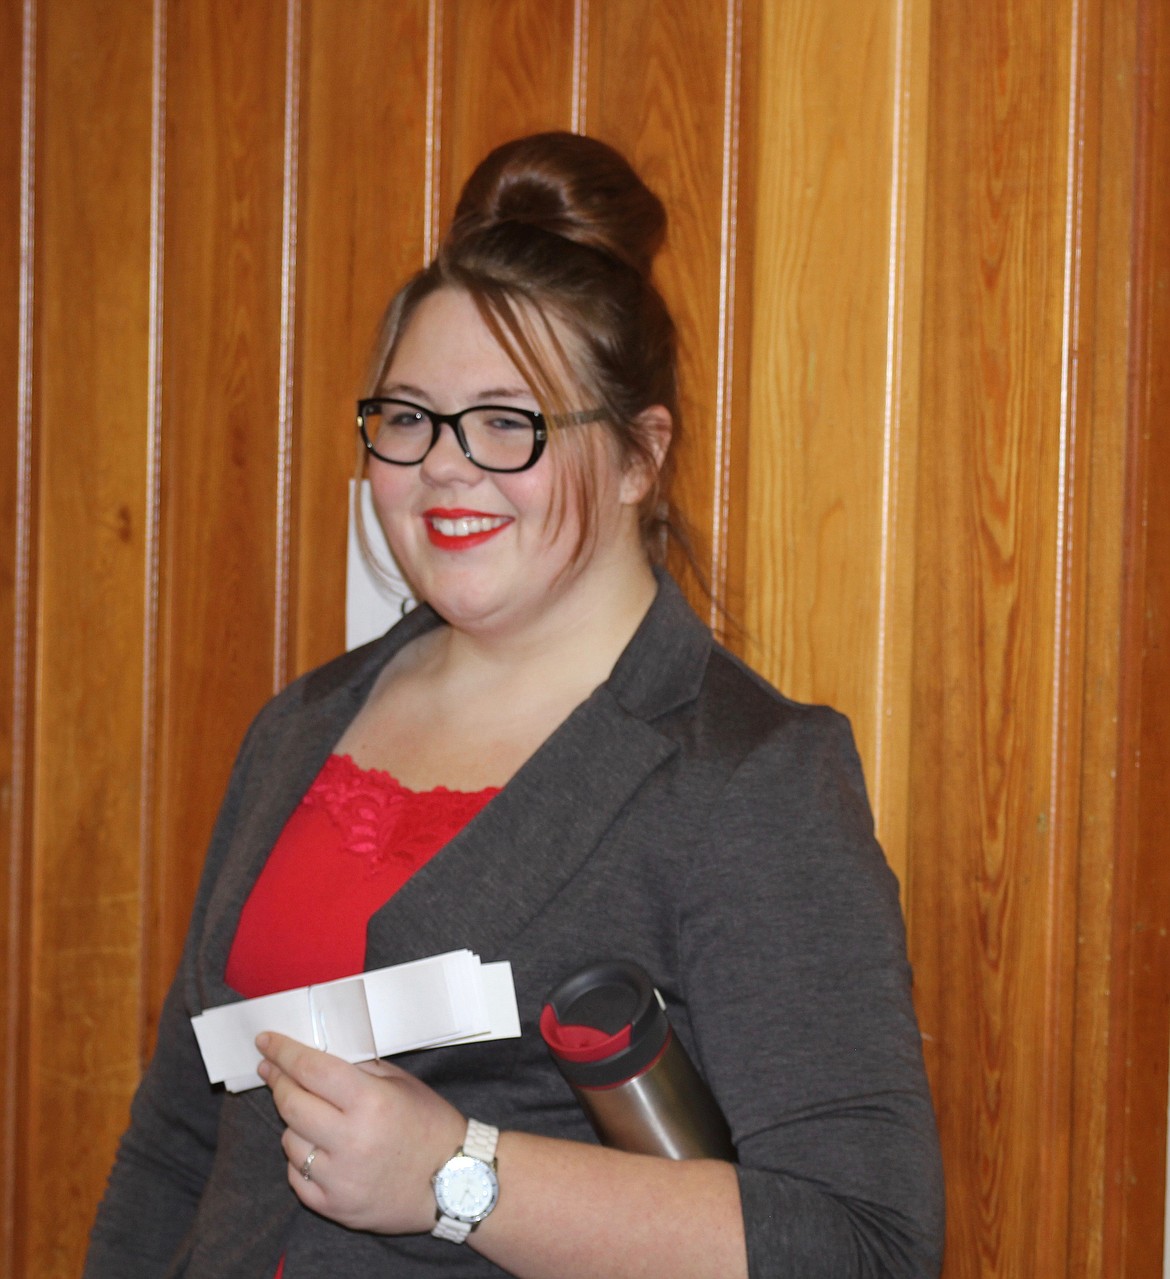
left=449, top=132, right=666, bottom=277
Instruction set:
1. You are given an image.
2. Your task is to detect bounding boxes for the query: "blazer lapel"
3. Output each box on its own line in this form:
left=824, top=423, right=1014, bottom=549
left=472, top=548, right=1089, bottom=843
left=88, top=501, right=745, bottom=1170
left=363, top=685, right=676, bottom=966
left=365, top=571, right=714, bottom=966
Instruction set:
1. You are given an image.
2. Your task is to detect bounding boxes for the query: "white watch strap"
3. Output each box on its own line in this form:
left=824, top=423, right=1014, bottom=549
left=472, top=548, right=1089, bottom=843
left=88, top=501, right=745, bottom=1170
left=432, top=1118, right=500, bottom=1244
left=432, top=1215, right=474, bottom=1244
left=462, top=1117, right=499, bottom=1163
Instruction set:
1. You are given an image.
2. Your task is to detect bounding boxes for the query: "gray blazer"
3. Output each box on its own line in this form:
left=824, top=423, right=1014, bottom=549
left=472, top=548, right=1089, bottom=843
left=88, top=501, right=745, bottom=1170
left=86, top=573, right=944, bottom=1278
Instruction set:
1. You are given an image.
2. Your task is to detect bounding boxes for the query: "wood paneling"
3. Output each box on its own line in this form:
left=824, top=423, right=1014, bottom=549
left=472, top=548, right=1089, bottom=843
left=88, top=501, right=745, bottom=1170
left=0, top=3, right=30, bottom=1275
left=1067, top=0, right=1138, bottom=1271
left=439, top=0, right=579, bottom=212
left=746, top=0, right=933, bottom=884
left=1104, top=0, right=1170, bottom=1269
left=24, top=2, right=156, bottom=1271
left=149, top=0, right=291, bottom=1007
left=587, top=0, right=750, bottom=622
left=292, top=0, right=432, bottom=675
left=2, top=1, right=1168, bottom=1275
left=906, top=0, right=1126, bottom=1272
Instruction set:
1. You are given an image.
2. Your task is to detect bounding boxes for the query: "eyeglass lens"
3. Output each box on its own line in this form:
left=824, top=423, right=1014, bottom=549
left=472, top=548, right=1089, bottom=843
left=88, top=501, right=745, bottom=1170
left=364, top=400, right=540, bottom=471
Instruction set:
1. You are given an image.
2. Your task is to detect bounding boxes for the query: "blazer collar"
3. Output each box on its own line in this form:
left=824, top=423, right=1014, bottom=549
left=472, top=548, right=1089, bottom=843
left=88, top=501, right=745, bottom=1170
left=604, top=566, right=712, bottom=719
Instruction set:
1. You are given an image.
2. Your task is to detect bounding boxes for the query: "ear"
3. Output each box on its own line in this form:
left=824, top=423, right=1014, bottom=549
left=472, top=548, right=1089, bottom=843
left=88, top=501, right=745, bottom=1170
left=620, top=405, right=673, bottom=504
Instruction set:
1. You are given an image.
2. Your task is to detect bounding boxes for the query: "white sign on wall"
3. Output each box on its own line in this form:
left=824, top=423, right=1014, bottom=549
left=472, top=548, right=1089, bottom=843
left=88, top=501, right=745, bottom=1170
left=346, top=479, right=416, bottom=650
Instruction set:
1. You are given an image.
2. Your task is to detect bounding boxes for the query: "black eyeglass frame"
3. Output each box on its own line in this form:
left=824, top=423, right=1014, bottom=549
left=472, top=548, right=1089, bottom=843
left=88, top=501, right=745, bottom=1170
left=356, top=397, right=606, bottom=474
left=357, top=397, right=553, bottom=474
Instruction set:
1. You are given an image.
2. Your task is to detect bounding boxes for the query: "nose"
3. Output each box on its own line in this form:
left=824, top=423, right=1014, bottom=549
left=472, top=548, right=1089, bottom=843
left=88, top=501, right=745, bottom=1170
left=418, top=419, right=480, bottom=484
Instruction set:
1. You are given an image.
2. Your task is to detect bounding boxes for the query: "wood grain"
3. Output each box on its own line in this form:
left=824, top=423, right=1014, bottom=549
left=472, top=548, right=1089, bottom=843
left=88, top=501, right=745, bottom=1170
left=149, top=0, right=290, bottom=1022
left=1062, top=0, right=1126, bottom=1269
left=586, top=0, right=739, bottom=620
left=24, top=3, right=156, bottom=1273
left=438, top=0, right=578, bottom=219
left=745, top=0, right=911, bottom=860
left=1061, top=0, right=1143, bottom=1269
left=0, top=3, right=30, bottom=1274
left=291, top=0, right=432, bottom=676
left=1104, top=0, right=1170, bottom=1267
left=908, top=0, right=1078, bottom=1271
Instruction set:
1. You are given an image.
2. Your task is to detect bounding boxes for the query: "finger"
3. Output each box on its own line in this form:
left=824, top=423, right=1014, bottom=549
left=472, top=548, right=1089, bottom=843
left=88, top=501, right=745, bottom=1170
left=282, top=1133, right=330, bottom=1208
left=282, top=1126, right=323, bottom=1177
left=265, top=1066, right=347, bottom=1149
left=257, top=1046, right=349, bottom=1149
left=256, top=1032, right=359, bottom=1110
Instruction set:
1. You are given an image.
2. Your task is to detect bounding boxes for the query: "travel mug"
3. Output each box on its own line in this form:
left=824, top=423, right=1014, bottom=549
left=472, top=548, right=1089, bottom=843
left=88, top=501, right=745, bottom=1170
left=540, top=959, right=735, bottom=1160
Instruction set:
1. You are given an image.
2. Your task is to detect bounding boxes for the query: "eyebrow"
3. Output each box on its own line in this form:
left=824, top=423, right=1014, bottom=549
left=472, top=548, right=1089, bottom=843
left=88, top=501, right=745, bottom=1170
left=382, top=381, right=536, bottom=404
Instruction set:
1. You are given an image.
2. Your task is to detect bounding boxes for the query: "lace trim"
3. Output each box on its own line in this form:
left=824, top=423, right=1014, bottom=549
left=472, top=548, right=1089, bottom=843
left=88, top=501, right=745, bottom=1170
left=300, top=753, right=499, bottom=875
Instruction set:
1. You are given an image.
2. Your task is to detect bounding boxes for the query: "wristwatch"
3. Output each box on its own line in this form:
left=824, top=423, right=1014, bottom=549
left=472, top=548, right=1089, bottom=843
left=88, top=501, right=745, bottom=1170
left=431, top=1118, right=500, bottom=1244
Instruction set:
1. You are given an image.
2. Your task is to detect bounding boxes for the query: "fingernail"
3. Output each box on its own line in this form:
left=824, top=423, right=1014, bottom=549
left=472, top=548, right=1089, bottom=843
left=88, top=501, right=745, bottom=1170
left=257, top=1060, right=271, bottom=1081
left=256, top=1032, right=270, bottom=1053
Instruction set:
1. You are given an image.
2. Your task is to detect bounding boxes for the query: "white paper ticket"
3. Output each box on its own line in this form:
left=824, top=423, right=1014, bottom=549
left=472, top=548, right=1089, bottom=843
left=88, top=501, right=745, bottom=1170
left=191, top=950, right=520, bottom=1091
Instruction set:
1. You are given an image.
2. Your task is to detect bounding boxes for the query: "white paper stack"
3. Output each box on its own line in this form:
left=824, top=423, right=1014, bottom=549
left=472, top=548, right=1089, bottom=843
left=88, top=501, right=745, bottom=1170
left=191, top=950, right=520, bottom=1092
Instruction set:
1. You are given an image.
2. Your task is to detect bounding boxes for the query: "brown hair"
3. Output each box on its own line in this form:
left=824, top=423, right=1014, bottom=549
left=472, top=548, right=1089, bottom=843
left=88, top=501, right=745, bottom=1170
left=362, top=132, right=682, bottom=564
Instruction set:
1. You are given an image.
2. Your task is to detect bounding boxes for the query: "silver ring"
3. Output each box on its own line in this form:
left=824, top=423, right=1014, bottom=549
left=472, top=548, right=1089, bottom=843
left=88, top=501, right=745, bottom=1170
left=299, top=1147, right=318, bottom=1181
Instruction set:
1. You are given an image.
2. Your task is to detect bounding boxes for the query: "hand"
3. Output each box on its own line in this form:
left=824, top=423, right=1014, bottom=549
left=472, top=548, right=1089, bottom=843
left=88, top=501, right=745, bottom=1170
left=256, top=1031, right=466, bottom=1234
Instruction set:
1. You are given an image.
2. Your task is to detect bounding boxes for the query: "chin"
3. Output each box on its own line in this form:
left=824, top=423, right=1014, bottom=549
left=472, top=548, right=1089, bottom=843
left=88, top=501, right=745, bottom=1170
left=421, top=582, right=509, bottom=627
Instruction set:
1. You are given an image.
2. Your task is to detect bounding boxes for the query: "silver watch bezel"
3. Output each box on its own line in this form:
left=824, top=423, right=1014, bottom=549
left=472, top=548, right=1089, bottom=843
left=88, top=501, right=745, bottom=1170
left=432, top=1151, right=500, bottom=1225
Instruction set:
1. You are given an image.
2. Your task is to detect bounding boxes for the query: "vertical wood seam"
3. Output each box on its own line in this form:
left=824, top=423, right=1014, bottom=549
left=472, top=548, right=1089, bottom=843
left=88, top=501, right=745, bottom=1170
left=709, top=0, right=744, bottom=627
left=138, top=0, right=167, bottom=1070
left=1040, top=0, right=1093, bottom=1265
left=4, top=2, right=37, bottom=1271
left=424, top=0, right=443, bottom=263
left=273, top=0, right=303, bottom=695
left=571, top=0, right=589, bottom=134
left=873, top=0, right=914, bottom=838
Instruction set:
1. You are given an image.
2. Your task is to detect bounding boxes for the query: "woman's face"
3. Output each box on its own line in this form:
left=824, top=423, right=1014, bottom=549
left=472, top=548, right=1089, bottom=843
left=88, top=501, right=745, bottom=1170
left=368, top=287, right=648, bottom=640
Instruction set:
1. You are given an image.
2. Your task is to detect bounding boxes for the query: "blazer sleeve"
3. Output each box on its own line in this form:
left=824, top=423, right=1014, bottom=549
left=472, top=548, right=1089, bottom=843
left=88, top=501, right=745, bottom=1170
left=82, top=714, right=264, bottom=1277
left=676, top=706, right=945, bottom=1278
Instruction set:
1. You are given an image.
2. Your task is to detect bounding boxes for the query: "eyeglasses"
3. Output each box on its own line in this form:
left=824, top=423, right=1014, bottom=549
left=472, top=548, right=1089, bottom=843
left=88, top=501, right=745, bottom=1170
left=356, top=398, right=603, bottom=474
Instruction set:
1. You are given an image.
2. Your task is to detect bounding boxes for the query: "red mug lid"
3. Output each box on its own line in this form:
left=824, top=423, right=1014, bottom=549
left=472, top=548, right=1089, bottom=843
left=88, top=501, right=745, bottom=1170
left=539, top=1002, right=632, bottom=1063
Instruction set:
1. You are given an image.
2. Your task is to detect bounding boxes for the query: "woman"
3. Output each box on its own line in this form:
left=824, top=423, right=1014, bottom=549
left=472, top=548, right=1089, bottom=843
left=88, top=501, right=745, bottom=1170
left=86, top=132, right=944, bottom=1277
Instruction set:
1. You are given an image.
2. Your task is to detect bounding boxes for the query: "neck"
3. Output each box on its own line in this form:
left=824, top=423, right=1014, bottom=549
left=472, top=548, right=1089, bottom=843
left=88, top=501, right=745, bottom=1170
left=427, top=554, right=658, bottom=695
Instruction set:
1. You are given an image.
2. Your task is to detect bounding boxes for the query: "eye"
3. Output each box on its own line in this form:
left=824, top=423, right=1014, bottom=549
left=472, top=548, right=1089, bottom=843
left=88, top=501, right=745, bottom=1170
left=481, top=410, right=533, bottom=432
left=383, top=404, right=428, bottom=428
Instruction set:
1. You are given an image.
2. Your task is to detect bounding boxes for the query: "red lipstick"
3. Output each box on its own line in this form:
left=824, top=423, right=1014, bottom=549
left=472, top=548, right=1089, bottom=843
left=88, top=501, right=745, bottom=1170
left=423, top=508, right=513, bottom=551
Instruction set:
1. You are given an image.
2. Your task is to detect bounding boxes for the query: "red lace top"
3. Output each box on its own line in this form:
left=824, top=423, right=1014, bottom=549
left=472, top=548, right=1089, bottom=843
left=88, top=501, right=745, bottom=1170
left=226, top=752, right=500, bottom=999
left=226, top=755, right=499, bottom=1279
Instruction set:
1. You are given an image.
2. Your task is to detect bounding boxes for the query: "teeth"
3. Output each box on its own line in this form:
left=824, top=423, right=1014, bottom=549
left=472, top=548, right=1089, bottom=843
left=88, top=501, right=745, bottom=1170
left=431, top=515, right=509, bottom=537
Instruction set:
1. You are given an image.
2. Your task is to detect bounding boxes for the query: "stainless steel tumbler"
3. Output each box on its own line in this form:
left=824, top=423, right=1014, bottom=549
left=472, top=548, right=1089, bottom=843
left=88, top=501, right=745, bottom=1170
left=540, top=960, right=735, bottom=1161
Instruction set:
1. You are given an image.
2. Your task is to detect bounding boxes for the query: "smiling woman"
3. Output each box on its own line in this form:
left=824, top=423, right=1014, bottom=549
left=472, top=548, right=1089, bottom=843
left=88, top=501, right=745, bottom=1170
left=83, top=133, right=944, bottom=1279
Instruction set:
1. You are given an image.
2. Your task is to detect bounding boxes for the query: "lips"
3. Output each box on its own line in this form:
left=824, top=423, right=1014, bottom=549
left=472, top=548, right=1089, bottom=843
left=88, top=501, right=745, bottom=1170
left=423, top=508, right=513, bottom=550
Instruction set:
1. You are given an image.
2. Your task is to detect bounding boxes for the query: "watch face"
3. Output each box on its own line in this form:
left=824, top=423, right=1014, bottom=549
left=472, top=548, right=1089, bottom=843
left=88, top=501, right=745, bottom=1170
left=433, top=1154, right=499, bottom=1224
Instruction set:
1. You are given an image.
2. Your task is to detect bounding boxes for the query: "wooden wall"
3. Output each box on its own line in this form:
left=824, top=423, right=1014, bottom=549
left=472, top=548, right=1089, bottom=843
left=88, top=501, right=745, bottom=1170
left=1, top=0, right=1167, bottom=1274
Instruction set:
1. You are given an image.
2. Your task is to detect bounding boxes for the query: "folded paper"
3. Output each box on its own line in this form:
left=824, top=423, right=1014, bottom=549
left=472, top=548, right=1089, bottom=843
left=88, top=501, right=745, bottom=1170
left=191, top=950, right=520, bottom=1091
